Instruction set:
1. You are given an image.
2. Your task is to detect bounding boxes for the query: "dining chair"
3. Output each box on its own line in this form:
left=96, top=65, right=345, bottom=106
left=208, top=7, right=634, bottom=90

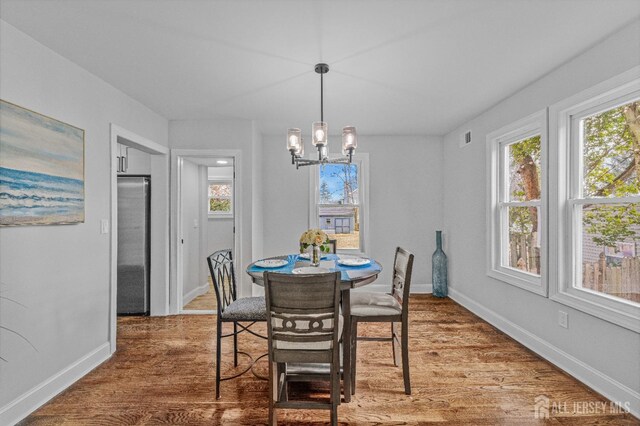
left=264, top=271, right=342, bottom=425
left=299, top=237, right=337, bottom=254
left=350, top=246, right=414, bottom=395
left=207, top=249, right=267, bottom=399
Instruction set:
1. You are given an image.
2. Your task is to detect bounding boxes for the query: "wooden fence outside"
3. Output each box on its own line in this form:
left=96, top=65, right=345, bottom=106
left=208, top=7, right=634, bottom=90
left=583, top=255, right=640, bottom=298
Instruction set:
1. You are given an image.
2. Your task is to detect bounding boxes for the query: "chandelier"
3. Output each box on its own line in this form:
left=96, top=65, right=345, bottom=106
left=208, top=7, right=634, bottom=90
left=286, top=63, right=357, bottom=168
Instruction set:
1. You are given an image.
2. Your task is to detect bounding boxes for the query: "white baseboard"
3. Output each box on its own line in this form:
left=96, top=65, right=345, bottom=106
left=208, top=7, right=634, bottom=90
left=352, top=282, right=432, bottom=294
left=182, top=282, right=209, bottom=305
left=0, top=342, right=111, bottom=426
left=448, top=287, right=640, bottom=419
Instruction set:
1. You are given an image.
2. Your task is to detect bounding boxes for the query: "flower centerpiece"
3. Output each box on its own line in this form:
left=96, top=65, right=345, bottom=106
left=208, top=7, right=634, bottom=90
left=299, top=228, right=331, bottom=266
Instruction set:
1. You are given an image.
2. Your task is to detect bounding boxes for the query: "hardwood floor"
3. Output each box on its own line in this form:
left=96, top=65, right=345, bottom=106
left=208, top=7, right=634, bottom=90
left=183, top=280, right=217, bottom=311
left=22, top=296, right=638, bottom=425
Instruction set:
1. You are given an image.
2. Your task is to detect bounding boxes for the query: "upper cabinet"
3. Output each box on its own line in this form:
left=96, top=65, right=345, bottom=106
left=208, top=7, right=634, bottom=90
left=117, top=144, right=151, bottom=175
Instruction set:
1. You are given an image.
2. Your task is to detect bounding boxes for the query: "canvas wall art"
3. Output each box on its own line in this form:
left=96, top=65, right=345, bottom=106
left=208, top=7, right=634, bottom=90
left=0, top=100, right=85, bottom=226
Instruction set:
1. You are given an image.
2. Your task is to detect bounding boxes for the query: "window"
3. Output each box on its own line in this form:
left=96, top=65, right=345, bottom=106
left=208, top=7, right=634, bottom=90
left=310, top=155, right=369, bottom=253
left=487, top=110, right=547, bottom=295
left=549, top=68, right=640, bottom=331
left=208, top=180, right=233, bottom=217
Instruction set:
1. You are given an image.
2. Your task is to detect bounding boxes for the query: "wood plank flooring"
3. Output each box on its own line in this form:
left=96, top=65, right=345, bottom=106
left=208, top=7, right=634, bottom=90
left=22, top=296, right=638, bottom=425
left=183, top=281, right=217, bottom=311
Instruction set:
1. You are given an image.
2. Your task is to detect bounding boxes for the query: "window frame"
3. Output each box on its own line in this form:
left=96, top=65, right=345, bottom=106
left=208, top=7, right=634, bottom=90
left=309, top=153, right=370, bottom=255
left=486, top=109, right=548, bottom=296
left=549, top=67, right=640, bottom=332
left=208, top=179, right=233, bottom=218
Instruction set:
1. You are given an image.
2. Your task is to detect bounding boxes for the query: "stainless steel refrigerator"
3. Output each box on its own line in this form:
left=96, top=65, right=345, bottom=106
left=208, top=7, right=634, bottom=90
left=117, top=176, right=151, bottom=315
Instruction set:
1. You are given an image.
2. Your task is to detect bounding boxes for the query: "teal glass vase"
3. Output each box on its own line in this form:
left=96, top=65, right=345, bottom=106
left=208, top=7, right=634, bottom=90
left=432, top=231, right=448, bottom=298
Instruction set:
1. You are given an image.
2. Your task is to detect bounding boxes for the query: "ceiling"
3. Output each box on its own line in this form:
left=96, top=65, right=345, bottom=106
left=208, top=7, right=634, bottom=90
left=1, top=1, right=639, bottom=136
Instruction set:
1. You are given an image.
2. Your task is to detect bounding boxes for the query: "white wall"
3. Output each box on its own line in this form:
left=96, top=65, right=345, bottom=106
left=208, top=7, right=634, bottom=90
left=181, top=160, right=204, bottom=304
left=169, top=119, right=258, bottom=297
left=261, top=134, right=443, bottom=290
left=0, top=21, right=168, bottom=424
left=442, top=21, right=640, bottom=414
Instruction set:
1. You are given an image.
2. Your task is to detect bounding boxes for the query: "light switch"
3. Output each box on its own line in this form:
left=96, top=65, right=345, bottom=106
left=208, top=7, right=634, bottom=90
left=193, top=219, right=199, bottom=228
left=100, top=219, right=110, bottom=234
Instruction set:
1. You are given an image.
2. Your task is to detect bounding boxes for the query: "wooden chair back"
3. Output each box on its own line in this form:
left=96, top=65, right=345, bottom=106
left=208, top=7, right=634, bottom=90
left=207, top=249, right=237, bottom=316
left=299, top=238, right=337, bottom=254
left=264, top=272, right=341, bottom=362
left=391, top=247, right=415, bottom=314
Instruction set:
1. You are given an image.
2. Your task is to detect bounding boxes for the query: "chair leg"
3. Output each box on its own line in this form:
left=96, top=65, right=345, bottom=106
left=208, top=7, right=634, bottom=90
left=391, top=322, right=398, bottom=367
left=401, top=318, right=411, bottom=395
left=330, top=362, right=339, bottom=426
left=233, top=322, right=238, bottom=367
left=216, top=319, right=222, bottom=399
left=269, top=360, right=277, bottom=425
left=351, top=320, right=357, bottom=393
left=277, top=363, right=288, bottom=402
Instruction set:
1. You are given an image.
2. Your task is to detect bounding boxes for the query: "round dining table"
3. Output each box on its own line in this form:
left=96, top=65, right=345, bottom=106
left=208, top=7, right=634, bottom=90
left=246, top=253, right=383, bottom=402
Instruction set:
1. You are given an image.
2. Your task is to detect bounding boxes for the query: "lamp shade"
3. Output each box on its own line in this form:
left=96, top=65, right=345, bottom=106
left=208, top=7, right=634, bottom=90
left=295, top=138, right=304, bottom=157
left=312, top=122, right=328, bottom=146
left=287, top=128, right=301, bottom=151
left=342, top=126, right=357, bottom=152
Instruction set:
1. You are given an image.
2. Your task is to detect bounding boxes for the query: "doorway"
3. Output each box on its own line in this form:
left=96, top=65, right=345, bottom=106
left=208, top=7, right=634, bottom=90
left=109, top=124, right=169, bottom=354
left=170, top=150, right=241, bottom=315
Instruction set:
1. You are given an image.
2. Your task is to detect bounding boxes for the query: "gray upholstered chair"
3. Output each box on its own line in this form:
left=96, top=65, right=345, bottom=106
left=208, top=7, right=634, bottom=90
left=207, top=249, right=266, bottom=399
left=350, top=247, right=414, bottom=395
left=264, top=271, right=342, bottom=425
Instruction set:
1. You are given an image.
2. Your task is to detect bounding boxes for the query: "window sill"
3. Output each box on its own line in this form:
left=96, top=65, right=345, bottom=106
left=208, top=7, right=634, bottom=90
left=208, top=213, right=233, bottom=219
left=487, top=266, right=546, bottom=296
left=550, top=286, right=640, bottom=332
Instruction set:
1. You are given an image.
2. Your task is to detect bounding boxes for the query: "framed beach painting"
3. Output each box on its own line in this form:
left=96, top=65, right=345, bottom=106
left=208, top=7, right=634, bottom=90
left=0, top=100, right=85, bottom=226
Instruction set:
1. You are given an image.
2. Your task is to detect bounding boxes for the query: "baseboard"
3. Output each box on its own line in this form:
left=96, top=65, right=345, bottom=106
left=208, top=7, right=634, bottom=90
left=0, top=342, right=111, bottom=426
left=352, top=282, right=432, bottom=294
left=448, top=287, right=640, bottom=419
left=182, top=282, right=209, bottom=305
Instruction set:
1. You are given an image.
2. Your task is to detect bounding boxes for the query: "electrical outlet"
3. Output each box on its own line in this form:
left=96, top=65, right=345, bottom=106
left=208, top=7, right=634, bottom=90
left=558, top=311, right=568, bottom=329
left=100, top=219, right=109, bottom=234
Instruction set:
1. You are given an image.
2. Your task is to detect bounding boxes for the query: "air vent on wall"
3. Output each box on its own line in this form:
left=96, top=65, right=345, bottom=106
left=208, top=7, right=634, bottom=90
left=459, top=130, right=472, bottom=148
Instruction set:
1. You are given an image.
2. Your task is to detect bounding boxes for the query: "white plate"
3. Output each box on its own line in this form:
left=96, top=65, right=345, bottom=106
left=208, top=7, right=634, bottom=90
left=336, top=257, right=371, bottom=267
left=292, top=267, right=333, bottom=275
left=254, top=259, right=288, bottom=268
left=298, top=253, right=328, bottom=260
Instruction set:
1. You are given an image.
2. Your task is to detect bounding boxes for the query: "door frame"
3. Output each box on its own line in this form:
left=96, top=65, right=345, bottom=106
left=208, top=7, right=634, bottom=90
left=170, top=149, right=242, bottom=314
left=109, top=124, right=169, bottom=354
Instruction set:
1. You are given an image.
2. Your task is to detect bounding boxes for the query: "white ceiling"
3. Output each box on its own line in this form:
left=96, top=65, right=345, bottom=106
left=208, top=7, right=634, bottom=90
left=1, top=0, right=639, bottom=136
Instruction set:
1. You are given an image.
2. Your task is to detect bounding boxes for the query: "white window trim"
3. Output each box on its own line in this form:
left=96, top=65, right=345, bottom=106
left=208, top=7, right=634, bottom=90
left=486, top=109, right=548, bottom=296
left=208, top=179, right=233, bottom=219
left=549, top=66, right=640, bottom=332
left=309, top=153, right=370, bottom=255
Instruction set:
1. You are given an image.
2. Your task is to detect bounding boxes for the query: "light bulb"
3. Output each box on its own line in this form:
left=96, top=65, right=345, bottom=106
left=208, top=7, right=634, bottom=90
left=288, top=134, right=299, bottom=147
left=315, top=129, right=325, bottom=141
left=345, top=133, right=354, bottom=145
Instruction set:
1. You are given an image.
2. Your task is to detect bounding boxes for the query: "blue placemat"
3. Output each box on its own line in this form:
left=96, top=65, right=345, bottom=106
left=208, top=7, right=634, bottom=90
left=248, top=254, right=381, bottom=281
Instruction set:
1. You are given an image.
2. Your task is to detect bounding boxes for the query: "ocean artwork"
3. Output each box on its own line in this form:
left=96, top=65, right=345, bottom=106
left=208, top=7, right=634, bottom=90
left=0, top=100, right=84, bottom=226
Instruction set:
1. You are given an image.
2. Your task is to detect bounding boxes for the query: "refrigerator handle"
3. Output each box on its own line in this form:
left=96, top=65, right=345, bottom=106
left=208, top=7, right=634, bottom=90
left=117, top=156, right=121, bottom=172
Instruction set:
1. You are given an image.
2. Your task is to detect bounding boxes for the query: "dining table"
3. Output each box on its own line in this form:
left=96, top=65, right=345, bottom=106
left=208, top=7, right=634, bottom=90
left=246, top=253, right=383, bottom=403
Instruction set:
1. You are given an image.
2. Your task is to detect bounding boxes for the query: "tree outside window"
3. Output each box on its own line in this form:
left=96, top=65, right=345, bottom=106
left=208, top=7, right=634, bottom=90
left=576, top=100, right=639, bottom=304
left=209, top=181, right=232, bottom=216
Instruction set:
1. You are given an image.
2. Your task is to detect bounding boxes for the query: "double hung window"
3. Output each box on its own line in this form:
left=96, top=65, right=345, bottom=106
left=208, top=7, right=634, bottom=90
left=549, top=70, right=640, bottom=330
left=487, top=110, right=547, bottom=295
